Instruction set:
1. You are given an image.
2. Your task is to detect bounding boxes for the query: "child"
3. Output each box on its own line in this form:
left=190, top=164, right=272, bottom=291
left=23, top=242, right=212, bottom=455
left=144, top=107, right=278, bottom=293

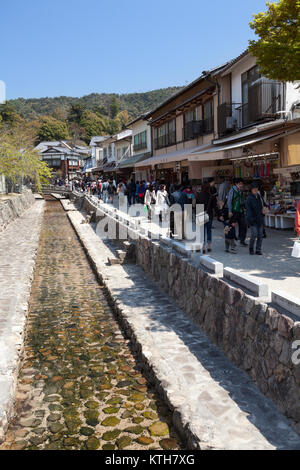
left=218, top=205, right=237, bottom=254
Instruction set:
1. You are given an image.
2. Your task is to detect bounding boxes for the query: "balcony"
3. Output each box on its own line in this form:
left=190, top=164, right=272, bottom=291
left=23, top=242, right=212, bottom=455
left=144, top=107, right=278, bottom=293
left=218, top=80, right=283, bottom=137
left=154, top=131, right=176, bottom=150
left=183, top=120, right=204, bottom=141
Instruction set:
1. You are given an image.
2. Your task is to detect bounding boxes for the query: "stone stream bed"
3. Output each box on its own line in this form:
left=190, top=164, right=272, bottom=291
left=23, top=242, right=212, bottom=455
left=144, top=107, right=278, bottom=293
left=0, top=199, right=183, bottom=451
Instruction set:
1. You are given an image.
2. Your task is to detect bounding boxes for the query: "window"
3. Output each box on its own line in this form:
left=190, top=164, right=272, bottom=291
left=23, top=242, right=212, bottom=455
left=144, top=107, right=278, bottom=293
left=183, top=107, right=203, bottom=140
left=154, top=119, right=176, bottom=149
left=203, top=100, right=214, bottom=134
left=184, top=108, right=198, bottom=125
left=134, top=130, right=147, bottom=151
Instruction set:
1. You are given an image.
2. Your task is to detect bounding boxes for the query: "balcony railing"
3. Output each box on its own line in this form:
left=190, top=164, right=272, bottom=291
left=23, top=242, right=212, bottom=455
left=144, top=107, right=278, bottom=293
left=203, top=116, right=214, bottom=134
left=183, top=120, right=204, bottom=141
left=217, top=103, right=241, bottom=136
left=218, top=80, right=283, bottom=136
left=154, top=131, right=176, bottom=150
left=133, top=142, right=147, bottom=152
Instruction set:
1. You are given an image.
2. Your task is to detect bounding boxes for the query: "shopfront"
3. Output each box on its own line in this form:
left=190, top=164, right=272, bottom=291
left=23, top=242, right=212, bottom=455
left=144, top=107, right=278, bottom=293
left=229, top=147, right=297, bottom=230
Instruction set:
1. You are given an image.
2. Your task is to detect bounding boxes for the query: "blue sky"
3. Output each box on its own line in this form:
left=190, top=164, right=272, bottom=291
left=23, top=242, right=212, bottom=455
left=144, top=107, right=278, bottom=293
left=1, top=0, right=269, bottom=100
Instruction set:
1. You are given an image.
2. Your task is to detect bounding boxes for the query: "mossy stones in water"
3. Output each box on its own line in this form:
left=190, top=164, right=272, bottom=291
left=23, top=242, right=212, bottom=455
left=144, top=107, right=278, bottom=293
left=142, top=411, right=158, bottom=420
left=116, top=380, right=132, bottom=388
left=29, top=435, right=46, bottom=446
left=80, top=389, right=93, bottom=399
left=125, top=425, right=144, bottom=435
left=85, top=400, right=99, bottom=409
left=106, top=396, right=122, bottom=405
left=159, top=438, right=178, bottom=450
left=84, top=410, right=99, bottom=426
left=103, top=407, right=119, bottom=415
left=49, top=404, right=63, bottom=412
left=85, top=437, right=100, bottom=450
left=134, top=403, right=145, bottom=411
left=121, top=409, right=135, bottom=419
left=128, top=393, right=145, bottom=403
left=64, top=437, right=80, bottom=447
left=80, top=427, right=95, bottom=437
left=47, top=413, right=61, bottom=422
left=102, top=443, right=115, bottom=450
left=148, top=421, right=169, bottom=437
left=49, top=422, right=64, bottom=434
left=116, top=436, right=132, bottom=449
left=102, top=429, right=121, bottom=441
left=136, top=436, right=154, bottom=446
left=101, top=416, right=120, bottom=427
left=132, top=417, right=144, bottom=424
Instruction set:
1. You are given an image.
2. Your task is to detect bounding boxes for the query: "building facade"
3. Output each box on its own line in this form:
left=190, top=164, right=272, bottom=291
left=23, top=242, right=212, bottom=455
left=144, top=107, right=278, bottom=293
left=35, top=141, right=89, bottom=180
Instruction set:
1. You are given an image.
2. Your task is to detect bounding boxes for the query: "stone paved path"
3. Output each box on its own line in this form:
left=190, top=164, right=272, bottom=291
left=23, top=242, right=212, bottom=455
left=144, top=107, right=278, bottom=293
left=0, top=199, right=44, bottom=441
left=0, top=199, right=182, bottom=450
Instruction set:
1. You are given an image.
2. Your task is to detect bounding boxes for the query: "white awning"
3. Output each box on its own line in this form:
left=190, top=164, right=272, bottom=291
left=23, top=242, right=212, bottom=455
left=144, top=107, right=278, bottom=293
left=134, top=144, right=211, bottom=168
left=188, top=128, right=289, bottom=161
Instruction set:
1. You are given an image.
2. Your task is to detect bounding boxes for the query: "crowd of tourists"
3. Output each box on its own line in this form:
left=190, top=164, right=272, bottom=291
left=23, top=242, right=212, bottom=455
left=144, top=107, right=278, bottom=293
left=70, top=175, right=267, bottom=256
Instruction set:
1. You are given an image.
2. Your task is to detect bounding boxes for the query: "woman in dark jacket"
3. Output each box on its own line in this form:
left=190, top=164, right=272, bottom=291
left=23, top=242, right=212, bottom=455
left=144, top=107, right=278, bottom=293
left=246, top=182, right=265, bottom=255
left=196, top=182, right=217, bottom=253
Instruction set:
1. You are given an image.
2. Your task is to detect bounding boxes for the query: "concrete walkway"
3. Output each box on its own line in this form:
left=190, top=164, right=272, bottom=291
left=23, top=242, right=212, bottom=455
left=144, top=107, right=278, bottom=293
left=0, top=200, right=45, bottom=442
left=68, top=207, right=300, bottom=450
left=88, top=194, right=300, bottom=300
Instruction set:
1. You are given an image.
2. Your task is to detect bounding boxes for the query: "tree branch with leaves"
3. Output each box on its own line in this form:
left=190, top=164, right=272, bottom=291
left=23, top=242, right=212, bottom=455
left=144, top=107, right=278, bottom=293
left=0, top=124, right=52, bottom=192
left=249, top=0, right=300, bottom=82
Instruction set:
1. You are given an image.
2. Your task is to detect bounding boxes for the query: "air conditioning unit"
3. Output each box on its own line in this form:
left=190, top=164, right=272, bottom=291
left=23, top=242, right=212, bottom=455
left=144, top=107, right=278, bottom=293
left=226, top=116, right=237, bottom=130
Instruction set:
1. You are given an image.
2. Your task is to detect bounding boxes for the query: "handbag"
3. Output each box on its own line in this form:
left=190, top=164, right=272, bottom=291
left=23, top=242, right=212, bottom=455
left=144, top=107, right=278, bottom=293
left=260, top=195, right=268, bottom=215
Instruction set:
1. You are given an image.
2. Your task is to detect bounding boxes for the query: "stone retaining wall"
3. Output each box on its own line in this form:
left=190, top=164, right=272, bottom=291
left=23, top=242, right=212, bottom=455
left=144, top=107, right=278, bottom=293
left=135, top=237, right=300, bottom=433
left=74, top=193, right=300, bottom=433
left=0, top=191, right=36, bottom=233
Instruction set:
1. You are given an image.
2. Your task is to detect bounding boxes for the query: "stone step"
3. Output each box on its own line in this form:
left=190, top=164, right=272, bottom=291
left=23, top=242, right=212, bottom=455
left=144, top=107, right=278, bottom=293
left=116, top=249, right=127, bottom=261
left=108, top=257, right=121, bottom=265
left=68, top=209, right=300, bottom=451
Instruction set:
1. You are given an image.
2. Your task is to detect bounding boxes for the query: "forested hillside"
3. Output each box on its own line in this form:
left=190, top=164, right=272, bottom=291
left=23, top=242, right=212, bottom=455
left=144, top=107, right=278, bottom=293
left=8, top=87, right=182, bottom=121
left=0, top=87, right=182, bottom=144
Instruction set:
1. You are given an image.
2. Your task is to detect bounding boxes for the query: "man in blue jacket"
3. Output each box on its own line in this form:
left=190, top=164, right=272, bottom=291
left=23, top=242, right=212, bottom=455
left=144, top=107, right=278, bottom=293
left=246, top=182, right=265, bottom=255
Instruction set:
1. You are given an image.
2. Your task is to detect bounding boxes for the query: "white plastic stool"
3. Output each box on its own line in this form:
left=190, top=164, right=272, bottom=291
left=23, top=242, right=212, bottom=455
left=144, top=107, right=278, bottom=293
left=292, top=241, right=300, bottom=258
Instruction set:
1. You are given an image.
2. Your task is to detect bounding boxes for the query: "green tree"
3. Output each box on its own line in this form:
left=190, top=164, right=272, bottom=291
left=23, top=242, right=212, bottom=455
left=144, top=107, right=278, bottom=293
left=115, top=110, right=131, bottom=130
left=110, top=96, right=120, bottom=119
left=67, top=103, right=85, bottom=123
left=37, top=116, right=69, bottom=142
left=0, top=103, right=23, bottom=124
left=79, top=110, right=108, bottom=142
left=249, top=0, right=300, bottom=81
left=0, top=125, right=52, bottom=191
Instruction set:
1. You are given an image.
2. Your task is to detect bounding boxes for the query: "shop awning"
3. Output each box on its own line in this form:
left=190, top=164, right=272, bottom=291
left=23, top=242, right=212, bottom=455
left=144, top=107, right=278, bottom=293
left=103, top=162, right=116, bottom=172
left=118, top=152, right=151, bottom=169
left=134, top=144, right=211, bottom=168
left=189, top=127, right=300, bottom=161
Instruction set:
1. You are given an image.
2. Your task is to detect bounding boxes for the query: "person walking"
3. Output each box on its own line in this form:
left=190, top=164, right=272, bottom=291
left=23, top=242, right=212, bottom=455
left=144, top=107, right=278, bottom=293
left=128, top=179, right=136, bottom=206
left=218, top=177, right=231, bottom=204
left=155, top=184, right=170, bottom=222
left=108, top=180, right=115, bottom=204
left=227, top=177, right=248, bottom=247
left=246, top=182, right=266, bottom=255
left=102, top=179, right=109, bottom=203
left=196, top=182, right=216, bottom=253
left=117, top=180, right=127, bottom=209
left=144, top=184, right=156, bottom=220
left=169, top=184, right=187, bottom=239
